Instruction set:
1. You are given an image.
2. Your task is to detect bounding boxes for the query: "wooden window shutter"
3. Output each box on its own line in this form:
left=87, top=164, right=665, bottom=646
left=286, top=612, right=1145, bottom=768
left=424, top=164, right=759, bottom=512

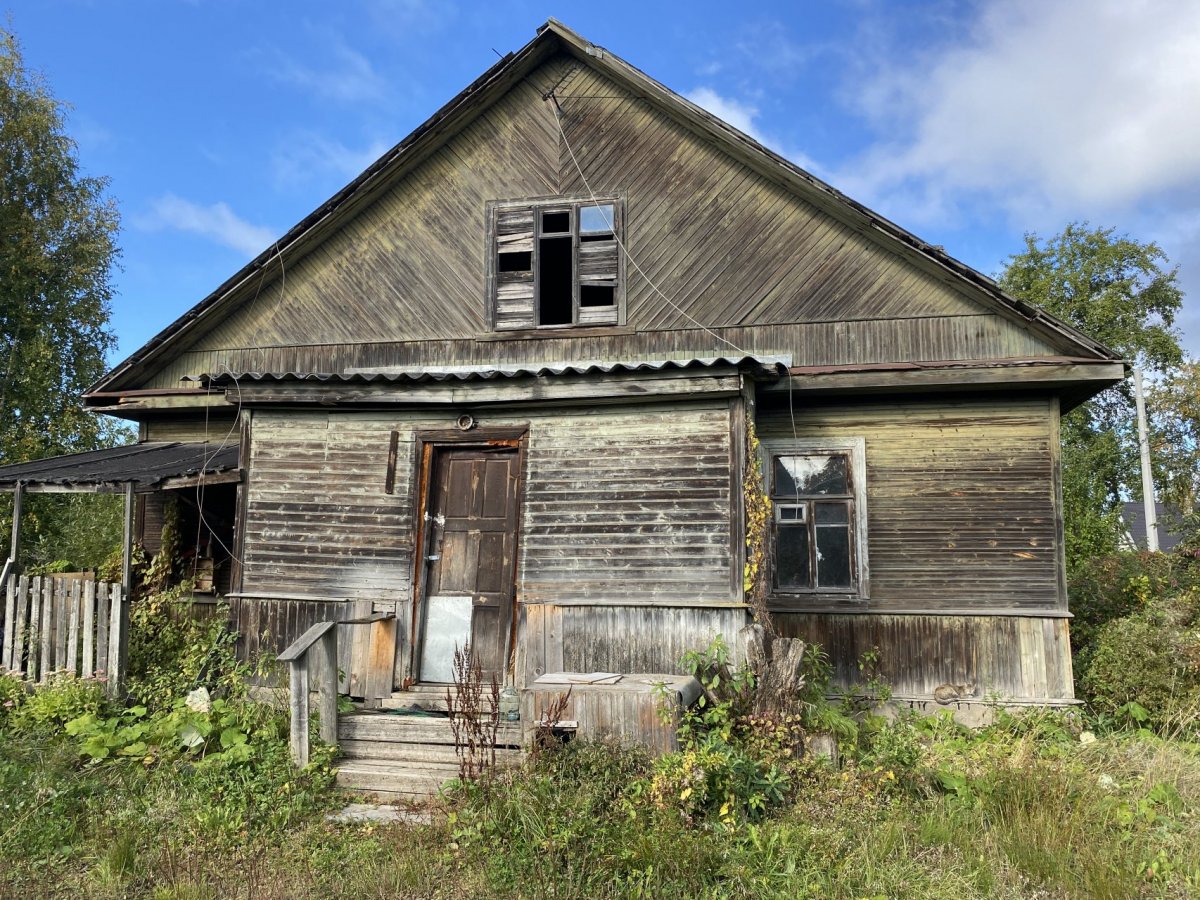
left=492, top=206, right=535, bottom=331
left=577, top=203, right=619, bottom=326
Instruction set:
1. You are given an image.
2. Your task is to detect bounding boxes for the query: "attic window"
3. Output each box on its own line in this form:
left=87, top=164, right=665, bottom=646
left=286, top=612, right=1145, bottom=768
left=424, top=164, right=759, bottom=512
left=488, top=198, right=623, bottom=331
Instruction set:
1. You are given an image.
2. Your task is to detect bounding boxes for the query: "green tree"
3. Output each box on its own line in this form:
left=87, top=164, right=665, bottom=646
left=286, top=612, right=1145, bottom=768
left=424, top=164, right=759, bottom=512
left=1146, top=362, right=1200, bottom=518
left=1, top=27, right=126, bottom=568
left=999, top=223, right=1185, bottom=569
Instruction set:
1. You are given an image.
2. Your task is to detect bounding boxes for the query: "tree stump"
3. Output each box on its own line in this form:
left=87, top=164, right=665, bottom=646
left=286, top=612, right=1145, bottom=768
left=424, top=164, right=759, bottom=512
left=738, top=623, right=807, bottom=718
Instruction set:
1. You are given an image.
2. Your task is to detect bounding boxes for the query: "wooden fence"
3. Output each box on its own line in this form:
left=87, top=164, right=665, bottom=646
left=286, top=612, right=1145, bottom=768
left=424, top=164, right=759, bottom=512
left=0, top=574, right=125, bottom=688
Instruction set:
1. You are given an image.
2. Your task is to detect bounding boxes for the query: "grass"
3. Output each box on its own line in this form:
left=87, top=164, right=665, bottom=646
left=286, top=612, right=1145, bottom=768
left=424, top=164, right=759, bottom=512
left=2, top=711, right=1199, bottom=898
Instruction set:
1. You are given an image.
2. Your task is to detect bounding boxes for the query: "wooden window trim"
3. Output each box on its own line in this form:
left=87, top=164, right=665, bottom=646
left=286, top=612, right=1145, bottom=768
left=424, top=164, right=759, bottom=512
left=761, top=437, right=870, bottom=603
left=485, top=195, right=626, bottom=332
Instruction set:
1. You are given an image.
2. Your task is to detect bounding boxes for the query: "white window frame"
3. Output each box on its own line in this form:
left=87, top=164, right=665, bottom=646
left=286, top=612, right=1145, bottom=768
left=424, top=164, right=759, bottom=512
left=761, top=436, right=870, bottom=601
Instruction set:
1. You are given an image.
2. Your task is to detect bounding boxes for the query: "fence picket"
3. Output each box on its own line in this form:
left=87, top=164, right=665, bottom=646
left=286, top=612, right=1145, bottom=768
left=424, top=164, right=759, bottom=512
left=2, top=574, right=14, bottom=670
left=39, top=577, right=53, bottom=682
left=0, top=573, right=123, bottom=682
left=66, top=580, right=81, bottom=675
left=107, top=584, right=123, bottom=692
left=13, top=575, right=28, bottom=677
left=82, top=580, right=96, bottom=676
left=96, top=583, right=109, bottom=676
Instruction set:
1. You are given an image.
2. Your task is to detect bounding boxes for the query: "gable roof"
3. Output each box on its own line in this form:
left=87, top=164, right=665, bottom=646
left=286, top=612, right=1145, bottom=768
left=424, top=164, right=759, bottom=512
left=87, top=19, right=1119, bottom=397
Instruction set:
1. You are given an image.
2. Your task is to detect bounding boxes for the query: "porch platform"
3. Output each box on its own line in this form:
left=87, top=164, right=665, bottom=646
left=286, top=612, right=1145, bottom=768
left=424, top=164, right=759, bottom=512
left=335, top=705, right=522, bottom=801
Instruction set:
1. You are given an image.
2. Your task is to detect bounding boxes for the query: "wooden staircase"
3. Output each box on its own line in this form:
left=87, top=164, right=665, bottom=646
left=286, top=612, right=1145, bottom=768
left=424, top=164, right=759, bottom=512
left=335, top=692, right=522, bottom=801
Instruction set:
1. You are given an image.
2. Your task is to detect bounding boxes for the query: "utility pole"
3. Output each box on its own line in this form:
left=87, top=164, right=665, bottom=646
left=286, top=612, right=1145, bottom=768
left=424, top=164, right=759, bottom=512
left=1134, top=369, right=1159, bottom=551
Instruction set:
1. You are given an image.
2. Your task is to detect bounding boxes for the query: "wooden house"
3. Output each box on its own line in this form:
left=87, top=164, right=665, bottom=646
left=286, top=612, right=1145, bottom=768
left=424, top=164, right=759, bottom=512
left=1, top=20, right=1125, bottom=788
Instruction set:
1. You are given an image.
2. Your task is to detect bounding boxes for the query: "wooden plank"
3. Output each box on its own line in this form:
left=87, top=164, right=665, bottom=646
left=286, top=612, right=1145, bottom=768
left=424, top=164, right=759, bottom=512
left=39, top=577, right=53, bottom=682
left=66, top=580, right=81, bottom=675
left=316, top=627, right=338, bottom=746
left=54, top=578, right=68, bottom=674
left=544, top=604, right=564, bottom=674
left=289, top=659, right=310, bottom=767
left=12, top=575, right=28, bottom=676
left=2, top=569, right=14, bottom=670
left=107, top=585, right=124, bottom=697
left=28, top=576, right=41, bottom=680
left=95, top=582, right=110, bottom=676
left=81, top=580, right=96, bottom=676
left=347, top=599, right=373, bottom=698
left=365, top=617, right=397, bottom=701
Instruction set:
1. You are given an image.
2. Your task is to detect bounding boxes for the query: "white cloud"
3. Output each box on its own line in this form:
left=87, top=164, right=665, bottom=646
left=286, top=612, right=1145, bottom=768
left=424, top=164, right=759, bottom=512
left=137, top=194, right=275, bottom=257
left=272, top=132, right=392, bottom=187
left=839, top=0, right=1200, bottom=225
left=258, top=40, right=387, bottom=104
left=686, top=87, right=763, bottom=141
left=686, top=86, right=825, bottom=176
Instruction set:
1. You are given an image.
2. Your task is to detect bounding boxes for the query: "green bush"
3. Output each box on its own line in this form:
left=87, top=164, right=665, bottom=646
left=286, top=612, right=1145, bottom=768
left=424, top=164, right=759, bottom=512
left=127, top=583, right=247, bottom=711
left=7, top=672, right=110, bottom=732
left=1069, top=550, right=1200, bottom=668
left=1081, top=590, right=1200, bottom=730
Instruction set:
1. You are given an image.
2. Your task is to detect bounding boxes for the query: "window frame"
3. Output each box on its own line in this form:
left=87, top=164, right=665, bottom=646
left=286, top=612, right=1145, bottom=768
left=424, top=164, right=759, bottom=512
left=485, top=195, right=625, bottom=332
left=761, top=437, right=870, bottom=603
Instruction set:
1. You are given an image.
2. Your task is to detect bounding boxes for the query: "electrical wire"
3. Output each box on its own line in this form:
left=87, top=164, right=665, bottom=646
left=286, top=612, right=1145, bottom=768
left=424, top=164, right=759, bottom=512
left=549, top=92, right=750, bottom=357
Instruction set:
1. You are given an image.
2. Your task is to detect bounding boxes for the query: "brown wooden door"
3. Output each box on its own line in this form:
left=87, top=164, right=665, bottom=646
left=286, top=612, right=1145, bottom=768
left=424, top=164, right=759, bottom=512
left=418, top=446, right=520, bottom=683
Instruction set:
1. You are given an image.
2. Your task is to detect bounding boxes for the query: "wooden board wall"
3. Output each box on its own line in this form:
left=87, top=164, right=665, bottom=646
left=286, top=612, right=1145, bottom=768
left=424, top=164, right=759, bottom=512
left=124, top=51, right=1066, bottom=391
left=521, top=603, right=745, bottom=685
left=775, top=613, right=1074, bottom=702
left=240, top=399, right=737, bottom=684
left=757, top=396, right=1064, bottom=613
left=143, top=414, right=237, bottom=442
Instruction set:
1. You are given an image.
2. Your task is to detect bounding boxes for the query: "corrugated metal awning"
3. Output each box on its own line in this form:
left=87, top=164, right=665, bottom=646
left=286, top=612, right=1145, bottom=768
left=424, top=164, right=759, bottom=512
left=0, top=442, right=240, bottom=493
left=191, top=354, right=790, bottom=386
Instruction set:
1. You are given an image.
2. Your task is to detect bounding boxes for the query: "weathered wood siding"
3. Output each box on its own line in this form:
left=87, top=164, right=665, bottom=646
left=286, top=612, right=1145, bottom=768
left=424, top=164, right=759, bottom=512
left=758, top=396, right=1064, bottom=613
left=143, top=415, right=237, bottom=442
left=243, top=412, right=415, bottom=605
left=521, top=404, right=734, bottom=604
left=124, top=51, right=1066, bottom=391
left=240, top=400, right=738, bottom=684
left=521, top=602, right=744, bottom=684
left=776, top=613, right=1074, bottom=701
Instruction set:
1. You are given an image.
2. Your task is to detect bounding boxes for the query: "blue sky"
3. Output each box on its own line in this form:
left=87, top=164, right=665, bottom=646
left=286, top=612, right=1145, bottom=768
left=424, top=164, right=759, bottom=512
left=9, top=0, right=1200, bottom=361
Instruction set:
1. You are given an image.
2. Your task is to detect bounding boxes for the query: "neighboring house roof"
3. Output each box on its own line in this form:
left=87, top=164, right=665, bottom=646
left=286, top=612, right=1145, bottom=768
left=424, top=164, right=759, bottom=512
left=85, top=19, right=1121, bottom=397
left=1120, top=501, right=1185, bottom=552
left=0, top=442, right=240, bottom=493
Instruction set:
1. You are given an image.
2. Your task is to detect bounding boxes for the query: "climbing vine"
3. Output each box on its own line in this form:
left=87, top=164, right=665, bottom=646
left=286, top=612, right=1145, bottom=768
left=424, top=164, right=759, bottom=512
left=743, top=416, right=774, bottom=634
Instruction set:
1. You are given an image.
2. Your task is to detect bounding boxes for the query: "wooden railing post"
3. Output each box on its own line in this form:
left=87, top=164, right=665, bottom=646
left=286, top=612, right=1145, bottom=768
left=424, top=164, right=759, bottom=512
left=289, top=657, right=310, bottom=768
left=277, top=613, right=393, bottom=769
left=317, top=627, right=338, bottom=746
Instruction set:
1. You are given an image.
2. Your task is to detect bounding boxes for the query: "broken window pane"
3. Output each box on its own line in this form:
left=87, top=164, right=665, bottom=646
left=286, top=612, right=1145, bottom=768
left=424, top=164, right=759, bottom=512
left=538, top=236, right=573, bottom=325
left=775, top=524, right=810, bottom=589
left=498, top=251, right=532, bottom=272
left=541, top=210, right=570, bottom=234
left=580, top=285, right=615, bottom=307
left=774, top=454, right=848, bottom=497
left=580, top=203, right=615, bottom=235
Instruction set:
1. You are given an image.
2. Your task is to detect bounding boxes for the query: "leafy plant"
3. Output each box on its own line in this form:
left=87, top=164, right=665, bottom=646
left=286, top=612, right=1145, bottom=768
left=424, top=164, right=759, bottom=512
left=7, top=672, right=110, bottom=731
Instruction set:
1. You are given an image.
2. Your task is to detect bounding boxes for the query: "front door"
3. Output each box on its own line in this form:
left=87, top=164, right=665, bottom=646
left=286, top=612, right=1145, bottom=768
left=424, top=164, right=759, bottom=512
left=418, top=446, right=520, bottom=683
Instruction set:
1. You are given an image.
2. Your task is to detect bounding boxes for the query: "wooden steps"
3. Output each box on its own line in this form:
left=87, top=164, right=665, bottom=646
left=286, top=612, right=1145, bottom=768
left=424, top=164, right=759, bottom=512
left=380, top=684, right=498, bottom=714
left=334, top=709, right=523, bottom=800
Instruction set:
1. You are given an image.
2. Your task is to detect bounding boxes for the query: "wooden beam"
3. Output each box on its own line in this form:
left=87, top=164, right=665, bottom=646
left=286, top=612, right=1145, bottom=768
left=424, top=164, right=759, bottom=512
left=85, top=393, right=231, bottom=414
left=229, top=372, right=743, bottom=408
left=8, top=481, right=23, bottom=571
left=760, top=362, right=1126, bottom=397
left=156, top=469, right=242, bottom=491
